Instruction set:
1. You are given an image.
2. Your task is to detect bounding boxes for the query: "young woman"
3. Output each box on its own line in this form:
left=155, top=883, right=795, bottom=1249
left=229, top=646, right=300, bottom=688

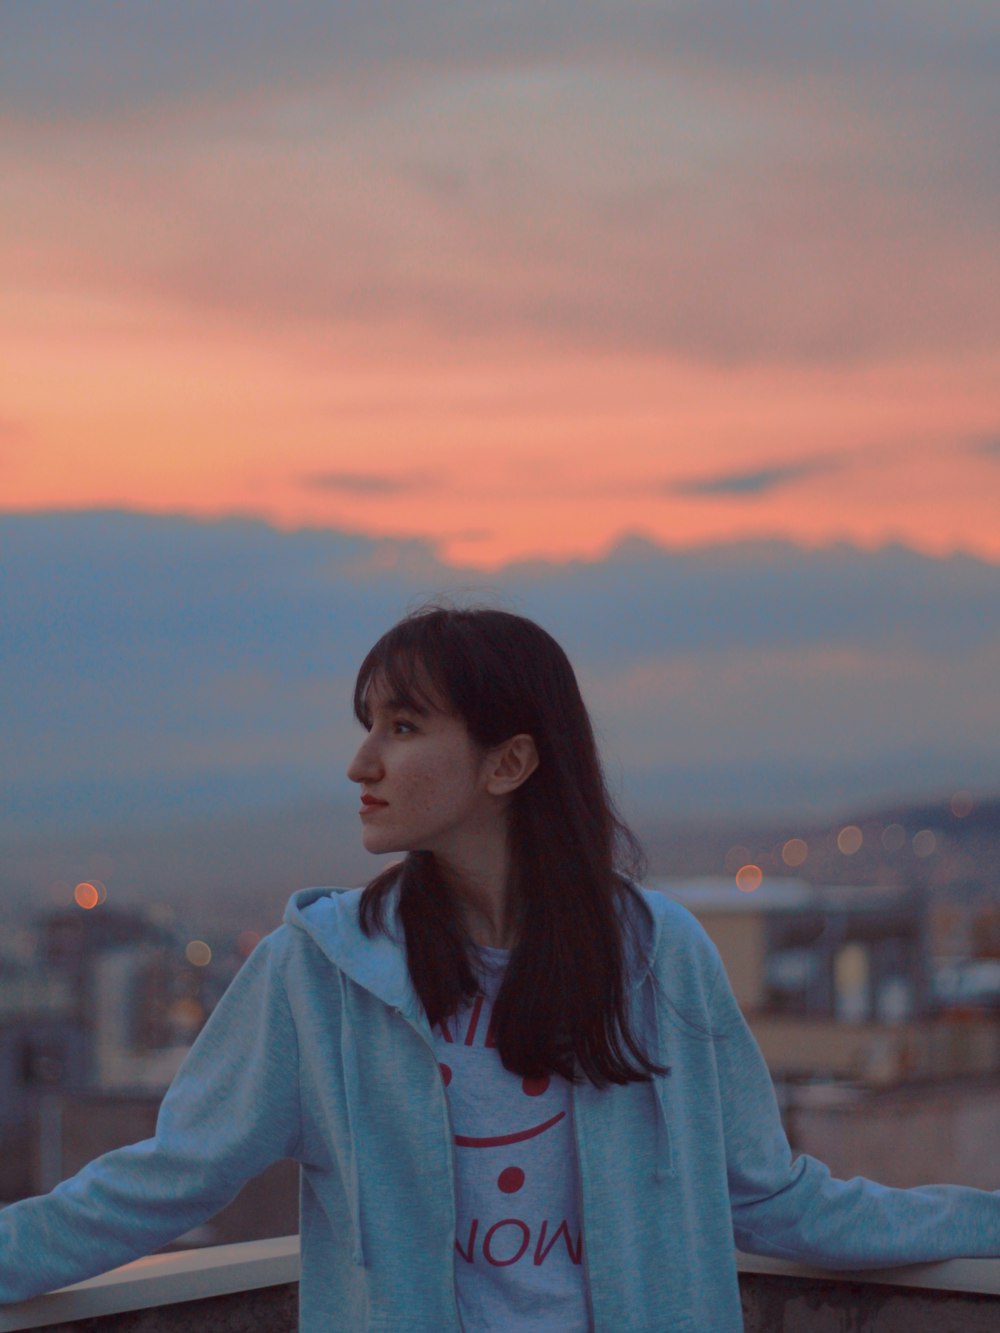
left=1, top=605, right=998, bottom=1331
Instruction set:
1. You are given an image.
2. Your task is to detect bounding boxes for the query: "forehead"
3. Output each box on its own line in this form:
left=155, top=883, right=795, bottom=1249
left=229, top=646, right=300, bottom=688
left=363, top=666, right=447, bottom=716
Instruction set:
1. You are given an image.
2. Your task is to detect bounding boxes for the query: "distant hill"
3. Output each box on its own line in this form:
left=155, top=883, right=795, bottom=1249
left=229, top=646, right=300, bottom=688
left=640, top=795, right=1000, bottom=894
left=2, top=793, right=996, bottom=941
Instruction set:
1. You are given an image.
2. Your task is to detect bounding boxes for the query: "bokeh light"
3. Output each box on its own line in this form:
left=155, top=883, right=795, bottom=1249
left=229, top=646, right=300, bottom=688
left=837, top=825, right=863, bottom=855
left=168, top=997, right=206, bottom=1033
left=74, top=881, right=100, bottom=910
left=185, top=940, right=213, bottom=967
left=912, top=829, right=937, bottom=858
left=735, top=864, right=763, bottom=893
left=881, top=823, right=906, bottom=852
left=950, top=791, right=974, bottom=818
left=781, top=838, right=808, bottom=868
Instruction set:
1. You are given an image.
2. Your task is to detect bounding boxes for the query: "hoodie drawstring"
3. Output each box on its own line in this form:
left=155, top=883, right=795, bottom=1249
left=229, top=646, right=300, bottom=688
left=338, top=970, right=368, bottom=1267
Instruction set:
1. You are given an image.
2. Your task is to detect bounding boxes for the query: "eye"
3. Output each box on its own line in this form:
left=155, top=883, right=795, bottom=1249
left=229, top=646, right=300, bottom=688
left=393, top=718, right=417, bottom=735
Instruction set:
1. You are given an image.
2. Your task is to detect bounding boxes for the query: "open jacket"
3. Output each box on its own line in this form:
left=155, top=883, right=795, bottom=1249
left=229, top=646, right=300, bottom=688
left=1, top=884, right=998, bottom=1331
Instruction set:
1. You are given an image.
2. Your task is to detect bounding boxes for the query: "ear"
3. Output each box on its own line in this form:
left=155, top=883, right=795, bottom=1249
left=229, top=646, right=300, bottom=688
left=484, top=733, right=539, bottom=796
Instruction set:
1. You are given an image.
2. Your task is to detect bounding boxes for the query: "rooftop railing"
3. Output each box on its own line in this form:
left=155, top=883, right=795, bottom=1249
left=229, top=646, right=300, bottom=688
left=1, top=1238, right=999, bottom=1332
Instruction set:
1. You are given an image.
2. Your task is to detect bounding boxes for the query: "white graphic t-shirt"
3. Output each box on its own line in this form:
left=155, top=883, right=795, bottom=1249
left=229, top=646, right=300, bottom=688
left=433, top=945, right=589, bottom=1332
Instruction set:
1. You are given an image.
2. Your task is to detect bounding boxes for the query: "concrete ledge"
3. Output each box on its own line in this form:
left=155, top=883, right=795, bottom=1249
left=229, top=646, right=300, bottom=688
left=736, top=1249, right=1000, bottom=1296
left=0, top=1237, right=299, bottom=1332
left=1, top=1237, right=999, bottom=1331
left=0, top=1284, right=299, bottom=1333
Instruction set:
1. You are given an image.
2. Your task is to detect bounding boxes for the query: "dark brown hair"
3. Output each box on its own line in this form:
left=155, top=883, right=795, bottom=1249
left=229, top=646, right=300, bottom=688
left=355, top=605, right=667, bottom=1088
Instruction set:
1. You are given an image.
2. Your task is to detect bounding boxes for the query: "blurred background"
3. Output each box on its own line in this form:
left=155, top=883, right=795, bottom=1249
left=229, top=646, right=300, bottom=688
left=1, top=1, right=999, bottom=1247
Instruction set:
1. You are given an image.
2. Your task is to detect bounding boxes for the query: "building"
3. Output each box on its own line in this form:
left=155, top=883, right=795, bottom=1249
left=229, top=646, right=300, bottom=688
left=0, top=965, right=86, bottom=1202
left=652, top=876, right=1000, bottom=1187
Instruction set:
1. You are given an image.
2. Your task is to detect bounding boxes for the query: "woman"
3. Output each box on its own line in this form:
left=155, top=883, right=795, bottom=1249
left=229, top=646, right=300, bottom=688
left=1, top=605, right=998, bottom=1331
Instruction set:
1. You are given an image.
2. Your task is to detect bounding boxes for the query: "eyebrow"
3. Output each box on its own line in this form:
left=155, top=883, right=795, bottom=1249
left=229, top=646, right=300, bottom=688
left=371, top=693, right=432, bottom=717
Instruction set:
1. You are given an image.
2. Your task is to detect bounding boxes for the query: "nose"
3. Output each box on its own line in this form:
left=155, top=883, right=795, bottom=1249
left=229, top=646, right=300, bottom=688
left=347, top=733, right=383, bottom=785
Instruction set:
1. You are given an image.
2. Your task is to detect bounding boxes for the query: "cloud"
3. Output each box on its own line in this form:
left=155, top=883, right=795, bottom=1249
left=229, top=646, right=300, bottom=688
left=669, top=457, right=837, bottom=499
left=300, top=471, right=431, bottom=496
left=974, top=438, right=1000, bottom=459
left=3, top=3, right=999, bottom=366
left=2, top=509, right=999, bottom=834
left=4, top=2, right=998, bottom=128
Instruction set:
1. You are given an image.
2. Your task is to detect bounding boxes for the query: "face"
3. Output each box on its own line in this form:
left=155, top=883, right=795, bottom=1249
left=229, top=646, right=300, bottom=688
left=347, top=676, right=502, bottom=861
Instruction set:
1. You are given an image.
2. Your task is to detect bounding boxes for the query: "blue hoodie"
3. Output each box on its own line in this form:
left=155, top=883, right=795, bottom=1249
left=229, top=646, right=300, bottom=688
left=1, top=885, right=998, bottom=1330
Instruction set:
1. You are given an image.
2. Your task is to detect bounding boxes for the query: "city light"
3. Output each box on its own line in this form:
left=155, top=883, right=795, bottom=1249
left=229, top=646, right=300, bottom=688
left=185, top=940, right=213, bottom=967
left=950, top=791, right=974, bottom=818
left=782, top=838, right=808, bottom=868
left=735, top=864, right=763, bottom=893
left=913, top=829, right=937, bottom=858
left=881, top=823, right=906, bottom=852
left=837, top=825, right=863, bottom=855
left=168, top=997, right=206, bottom=1033
left=73, top=882, right=100, bottom=910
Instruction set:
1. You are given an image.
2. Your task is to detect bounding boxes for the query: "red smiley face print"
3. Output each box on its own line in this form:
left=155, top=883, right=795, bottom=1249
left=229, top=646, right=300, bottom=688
left=438, top=996, right=566, bottom=1194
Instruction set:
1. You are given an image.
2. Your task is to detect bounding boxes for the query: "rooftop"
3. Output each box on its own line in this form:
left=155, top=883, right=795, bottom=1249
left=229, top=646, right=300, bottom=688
left=0, top=1239, right=998, bottom=1332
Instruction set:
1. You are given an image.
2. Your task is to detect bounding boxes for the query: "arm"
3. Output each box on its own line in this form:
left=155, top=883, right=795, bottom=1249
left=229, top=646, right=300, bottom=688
left=710, top=952, right=1000, bottom=1267
left=0, top=931, right=302, bottom=1303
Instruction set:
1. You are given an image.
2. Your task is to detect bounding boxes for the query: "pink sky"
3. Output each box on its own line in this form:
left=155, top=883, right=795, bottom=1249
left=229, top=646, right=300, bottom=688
left=3, top=10, right=999, bottom=568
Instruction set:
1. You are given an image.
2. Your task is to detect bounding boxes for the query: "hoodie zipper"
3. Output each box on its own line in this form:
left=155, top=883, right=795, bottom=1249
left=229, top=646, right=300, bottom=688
left=392, top=1004, right=465, bottom=1333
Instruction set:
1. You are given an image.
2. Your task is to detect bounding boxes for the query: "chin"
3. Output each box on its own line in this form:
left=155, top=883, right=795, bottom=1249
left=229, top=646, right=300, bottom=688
left=361, top=830, right=403, bottom=856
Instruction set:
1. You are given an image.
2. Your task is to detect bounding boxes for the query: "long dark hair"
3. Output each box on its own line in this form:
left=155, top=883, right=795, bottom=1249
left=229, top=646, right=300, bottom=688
left=355, top=605, right=667, bottom=1089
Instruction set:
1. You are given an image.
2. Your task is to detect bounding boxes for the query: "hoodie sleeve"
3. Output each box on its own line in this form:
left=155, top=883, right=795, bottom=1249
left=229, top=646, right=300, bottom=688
left=0, top=930, right=302, bottom=1304
left=709, top=951, right=1000, bottom=1267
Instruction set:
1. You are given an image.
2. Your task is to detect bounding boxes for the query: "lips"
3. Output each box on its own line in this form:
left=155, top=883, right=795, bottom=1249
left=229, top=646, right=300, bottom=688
left=359, top=794, right=388, bottom=815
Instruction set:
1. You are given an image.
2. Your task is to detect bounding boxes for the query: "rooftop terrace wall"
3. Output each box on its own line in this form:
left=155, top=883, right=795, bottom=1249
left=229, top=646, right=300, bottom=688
left=1, top=1238, right=999, bottom=1332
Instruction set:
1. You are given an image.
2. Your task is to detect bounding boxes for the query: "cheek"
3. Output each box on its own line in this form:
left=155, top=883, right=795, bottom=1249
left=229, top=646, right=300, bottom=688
left=409, top=752, right=479, bottom=802
left=398, top=762, right=437, bottom=807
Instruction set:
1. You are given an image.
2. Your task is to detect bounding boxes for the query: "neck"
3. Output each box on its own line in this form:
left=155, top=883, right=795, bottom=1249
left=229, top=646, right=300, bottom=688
left=433, top=839, right=516, bottom=950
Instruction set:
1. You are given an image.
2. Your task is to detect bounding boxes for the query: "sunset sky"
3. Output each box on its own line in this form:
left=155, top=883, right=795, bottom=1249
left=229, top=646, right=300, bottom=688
left=3, top=2, right=999, bottom=568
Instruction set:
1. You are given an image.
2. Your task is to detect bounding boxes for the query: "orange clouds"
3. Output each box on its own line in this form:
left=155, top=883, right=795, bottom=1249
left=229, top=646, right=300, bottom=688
left=2, top=40, right=999, bottom=568
left=4, top=284, right=999, bottom=568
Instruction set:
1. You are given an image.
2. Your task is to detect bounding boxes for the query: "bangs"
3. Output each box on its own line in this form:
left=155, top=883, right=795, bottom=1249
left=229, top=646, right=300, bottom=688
left=352, top=619, right=457, bottom=728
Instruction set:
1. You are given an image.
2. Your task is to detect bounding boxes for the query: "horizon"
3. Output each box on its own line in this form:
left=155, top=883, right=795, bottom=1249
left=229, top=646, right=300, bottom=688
left=3, top=785, right=996, bottom=933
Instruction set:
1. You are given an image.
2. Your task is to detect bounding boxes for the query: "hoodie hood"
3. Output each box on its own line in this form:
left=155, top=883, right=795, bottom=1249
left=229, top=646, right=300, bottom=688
left=283, top=885, right=427, bottom=1025
left=284, top=878, right=661, bottom=1008
left=283, top=884, right=426, bottom=1272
